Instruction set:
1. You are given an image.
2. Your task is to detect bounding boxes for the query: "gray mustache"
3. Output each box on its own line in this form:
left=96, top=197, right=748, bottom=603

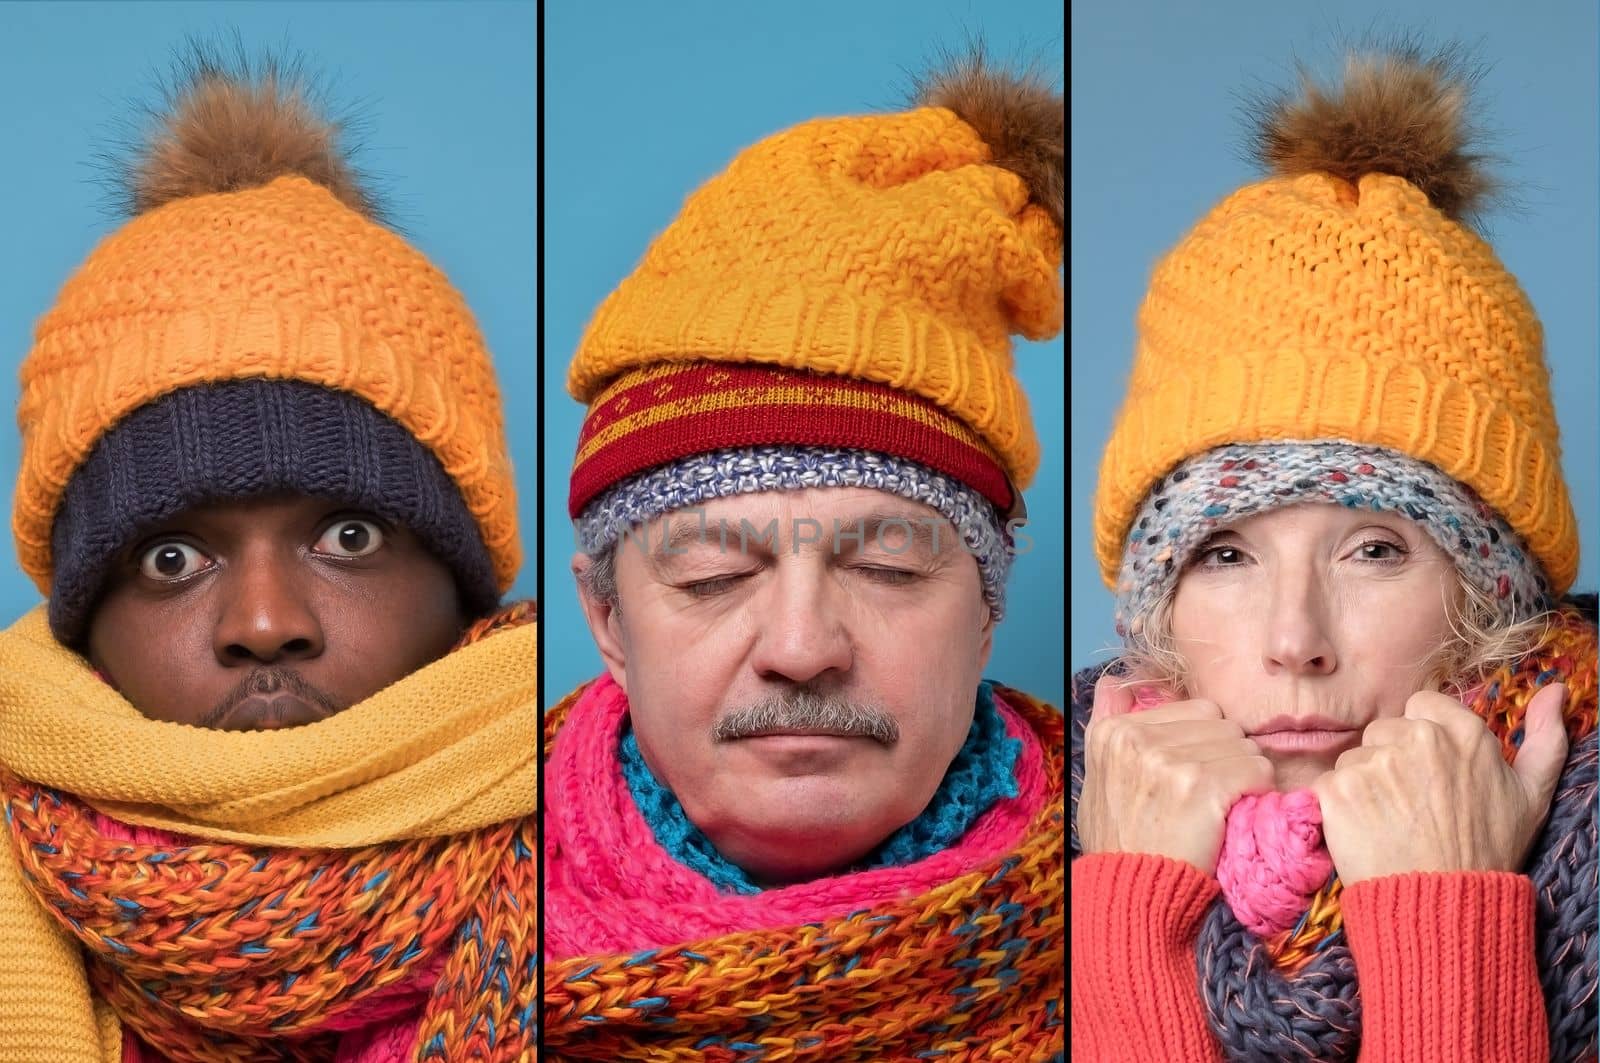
left=712, top=690, right=900, bottom=745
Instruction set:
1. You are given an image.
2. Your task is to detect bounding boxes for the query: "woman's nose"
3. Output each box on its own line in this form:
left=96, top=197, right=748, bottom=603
left=1262, top=576, right=1337, bottom=677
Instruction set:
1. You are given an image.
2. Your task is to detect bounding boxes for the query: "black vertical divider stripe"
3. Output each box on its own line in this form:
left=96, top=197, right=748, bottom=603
left=532, top=1, right=548, bottom=1057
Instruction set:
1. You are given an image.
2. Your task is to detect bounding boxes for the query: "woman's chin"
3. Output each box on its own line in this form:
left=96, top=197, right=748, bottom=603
left=1270, top=754, right=1337, bottom=792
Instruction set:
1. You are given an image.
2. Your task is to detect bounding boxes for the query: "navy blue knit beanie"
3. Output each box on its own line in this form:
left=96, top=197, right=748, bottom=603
left=48, top=379, right=499, bottom=644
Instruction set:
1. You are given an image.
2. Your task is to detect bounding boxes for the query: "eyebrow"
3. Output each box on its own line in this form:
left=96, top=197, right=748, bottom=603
left=838, top=512, right=943, bottom=556
left=654, top=516, right=751, bottom=556
left=645, top=510, right=949, bottom=561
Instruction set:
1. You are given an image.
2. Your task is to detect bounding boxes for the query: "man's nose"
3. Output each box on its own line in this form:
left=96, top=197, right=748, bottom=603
left=747, top=567, right=853, bottom=685
left=212, top=559, right=325, bottom=666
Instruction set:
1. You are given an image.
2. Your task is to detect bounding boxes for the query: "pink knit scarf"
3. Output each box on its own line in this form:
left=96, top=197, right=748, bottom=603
left=543, top=674, right=1051, bottom=960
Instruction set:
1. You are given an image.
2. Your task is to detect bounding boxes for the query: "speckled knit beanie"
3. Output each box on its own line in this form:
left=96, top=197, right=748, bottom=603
left=1095, top=45, right=1575, bottom=636
left=567, top=50, right=1064, bottom=617
left=14, top=49, right=520, bottom=643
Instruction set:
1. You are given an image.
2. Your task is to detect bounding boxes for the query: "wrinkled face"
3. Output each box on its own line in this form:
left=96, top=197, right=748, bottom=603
left=1168, top=503, right=1458, bottom=790
left=575, top=488, right=995, bottom=885
left=86, top=494, right=465, bottom=730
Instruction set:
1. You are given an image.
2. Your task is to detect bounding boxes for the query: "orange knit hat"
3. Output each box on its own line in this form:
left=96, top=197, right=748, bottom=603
left=566, top=50, right=1064, bottom=506
left=1094, top=47, right=1578, bottom=596
left=13, top=52, right=520, bottom=600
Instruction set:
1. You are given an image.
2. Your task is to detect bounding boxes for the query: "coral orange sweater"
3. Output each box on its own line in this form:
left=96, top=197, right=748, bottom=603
left=1070, top=852, right=1549, bottom=1062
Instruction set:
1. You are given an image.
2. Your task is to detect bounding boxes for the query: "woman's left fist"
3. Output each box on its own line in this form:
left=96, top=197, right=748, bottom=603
left=1312, top=684, right=1569, bottom=885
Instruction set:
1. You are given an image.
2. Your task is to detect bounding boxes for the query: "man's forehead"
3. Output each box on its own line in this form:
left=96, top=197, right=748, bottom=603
left=643, top=497, right=957, bottom=557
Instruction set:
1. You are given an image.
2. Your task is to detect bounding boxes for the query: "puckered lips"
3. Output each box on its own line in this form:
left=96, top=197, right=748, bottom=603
left=208, top=667, right=339, bottom=731
left=221, top=692, right=330, bottom=731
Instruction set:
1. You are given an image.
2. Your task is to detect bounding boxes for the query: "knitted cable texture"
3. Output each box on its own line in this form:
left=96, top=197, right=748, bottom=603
left=565, top=105, right=1063, bottom=494
left=543, top=674, right=1065, bottom=1060
left=14, top=173, right=521, bottom=597
left=1069, top=604, right=1599, bottom=1061
left=1094, top=170, right=1576, bottom=597
left=0, top=602, right=538, bottom=1062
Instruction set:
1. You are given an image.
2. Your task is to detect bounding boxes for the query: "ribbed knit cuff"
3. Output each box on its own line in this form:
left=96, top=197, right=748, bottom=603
left=48, top=379, right=501, bottom=643
left=1343, top=871, right=1548, bottom=1063
left=1071, top=853, right=1223, bottom=1063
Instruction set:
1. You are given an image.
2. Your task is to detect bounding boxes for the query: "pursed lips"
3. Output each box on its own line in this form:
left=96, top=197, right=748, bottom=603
left=203, top=667, right=340, bottom=731
left=1248, top=714, right=1362, bottom=736
left=1247, top=714, right=1365, bottom=755
left=222, top=693, right=332, bottom=731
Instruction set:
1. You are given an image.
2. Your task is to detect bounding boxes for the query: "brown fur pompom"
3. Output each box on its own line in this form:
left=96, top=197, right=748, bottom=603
left=1249, top=40, right=1497, bottom=224
left=911, top=43, right=1064, bottom=230
left=116, top=40, right=385, bottom=222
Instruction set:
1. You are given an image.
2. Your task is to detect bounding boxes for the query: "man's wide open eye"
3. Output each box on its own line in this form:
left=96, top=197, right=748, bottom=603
left=138, top=541, right=211, bottom=582
left=314, top=519, right=386, bottom=558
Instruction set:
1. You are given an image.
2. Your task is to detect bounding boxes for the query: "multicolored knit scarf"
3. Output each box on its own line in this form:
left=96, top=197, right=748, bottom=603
left=0, top=603, right=539, bottom=1063
left=542, top=674, right=1065, bottom=1060
left=1069, top=601, right=1600, bottom=1062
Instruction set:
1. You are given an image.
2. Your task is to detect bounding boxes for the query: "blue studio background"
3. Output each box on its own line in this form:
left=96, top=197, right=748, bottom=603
left=1071, top=3, right=1600, bottom=672
left=0, top=1, right=539, bottom=617
left=543, top=1, right=1068, bottom=707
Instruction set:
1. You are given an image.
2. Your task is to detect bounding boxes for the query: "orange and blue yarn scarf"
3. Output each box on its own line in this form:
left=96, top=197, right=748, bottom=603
left=542, top=674, right=1065, bottom=1061
left=1070, top=599, right=1600, bottom=1062
left=1, top=602, right=538, bottom=1062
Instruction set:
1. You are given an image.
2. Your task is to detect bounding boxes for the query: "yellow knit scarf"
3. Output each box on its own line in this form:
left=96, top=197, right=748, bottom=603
left=0, top=605, right=537, bottom=1061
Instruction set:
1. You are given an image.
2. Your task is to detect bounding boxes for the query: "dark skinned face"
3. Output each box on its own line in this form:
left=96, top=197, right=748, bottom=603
left=85, top=494, right=466, bottom=731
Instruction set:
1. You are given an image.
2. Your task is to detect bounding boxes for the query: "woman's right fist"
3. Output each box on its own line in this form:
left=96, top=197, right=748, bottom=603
left=1077, top=674, right=1276, bottom=874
